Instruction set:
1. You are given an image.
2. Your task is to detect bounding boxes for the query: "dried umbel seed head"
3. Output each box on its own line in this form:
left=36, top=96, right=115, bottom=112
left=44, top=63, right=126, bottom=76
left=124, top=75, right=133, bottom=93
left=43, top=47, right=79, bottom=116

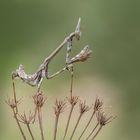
left=94, top=98, right=103, bottom=111
left=33, top=92, right=47, bottom=108
left=54, top=99, right=66, bottom=116
left=69, top=45, right=92, bottom=64
left=6, top=98, right=21, bottom=109
left=18, top=111, right=34, bottom=124
left=96, top=111, right=115, bottom=126
left=67, top=96, right=79, bottom=106
left=79, top=100, right=90, bottom=114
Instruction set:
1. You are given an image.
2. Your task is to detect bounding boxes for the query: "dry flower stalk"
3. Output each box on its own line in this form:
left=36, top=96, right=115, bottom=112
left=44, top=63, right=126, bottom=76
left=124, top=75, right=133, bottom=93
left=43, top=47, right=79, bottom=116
left=69, top=101, right=90, bottom=140
left=18, top=112, right=35, bottom=140
left=33, top=92, right=47, bottom=108
left=6, top=98, right=21, bottom=109
left=69, top=66, right=74, bottom=97
left=85, top=122, right=99, bottom=140
left=53, top=99, right=66, bottom=140
left=6, top=95, right=114, bottom=140
left=12, top=75, right=18, bottom=113
left=87, top=111, right=115, bottom=140
left=63, top=48, right=77, bottom=140
left=6, top=98, right=27, bottom=140
left=96, top=111, right=115, bottom=126
left=63, top=96, right=79, bottom=140
left=78, top=97, right=103, bottom=140
left=33, top=92, right=47, bottom=140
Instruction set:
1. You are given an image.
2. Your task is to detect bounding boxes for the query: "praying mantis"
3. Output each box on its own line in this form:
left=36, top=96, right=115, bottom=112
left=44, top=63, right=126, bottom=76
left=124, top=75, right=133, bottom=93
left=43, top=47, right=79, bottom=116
left=12, top=18, right=92, bottom=91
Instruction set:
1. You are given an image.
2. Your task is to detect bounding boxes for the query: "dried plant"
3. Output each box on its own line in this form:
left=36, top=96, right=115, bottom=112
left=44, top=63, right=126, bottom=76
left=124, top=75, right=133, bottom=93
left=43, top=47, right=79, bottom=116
left=6, top=98, right=27, bottom=140
left=33, top=92, right=47, bottom=140
left=6, top=18, right=115, bottom=140
left=53, top=99, right=66, bottom=140
left=78, top=97, right=103, bottom=140
left=18, top=112, right=35, bottom=140
left=86, top=111, right=116, bottom=140
left=69, top=101, right=90, bottom=140
left=62, top=96, right=79, bottom=140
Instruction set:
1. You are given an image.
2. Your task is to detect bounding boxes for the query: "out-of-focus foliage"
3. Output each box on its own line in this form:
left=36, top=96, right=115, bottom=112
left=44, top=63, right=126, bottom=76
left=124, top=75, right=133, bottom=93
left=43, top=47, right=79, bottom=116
left=0, top=0, right=140, bottom=140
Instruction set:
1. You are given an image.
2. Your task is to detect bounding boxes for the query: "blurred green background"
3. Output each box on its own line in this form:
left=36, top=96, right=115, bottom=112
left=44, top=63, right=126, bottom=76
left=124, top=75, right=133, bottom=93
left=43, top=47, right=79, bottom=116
left=0, top=0, right=140, bottom=140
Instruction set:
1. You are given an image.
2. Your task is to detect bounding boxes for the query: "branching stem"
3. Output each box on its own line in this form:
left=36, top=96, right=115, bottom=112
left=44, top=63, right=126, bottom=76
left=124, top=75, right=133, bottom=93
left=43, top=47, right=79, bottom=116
left=38, top=107, right=44, bottom=140
left=32, top=106, right=37, bottom=123
left=85, top=123, right=99, bottom=140
left=26, top=124, right=35, bottom=140
left=91, top=125, right=102, bottom=140
left=69, top=113, right=82, bottom=140
left=78, top=110, right=96, bottom=140
left=53, top=115, right=59, bottom=140
left=12, top=109, right=27, bottom=140
left=63, top=105, right=74, bottom=140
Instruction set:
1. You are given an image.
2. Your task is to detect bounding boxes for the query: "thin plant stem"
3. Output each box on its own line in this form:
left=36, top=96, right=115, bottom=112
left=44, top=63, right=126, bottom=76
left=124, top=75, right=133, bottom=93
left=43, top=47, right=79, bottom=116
left=85, top=123, right=99, bottom=140
left=12, top=108, right=27, bottom=140
left=53, top=115, right=59, bottom=140
left=37, top=87, right=41, bottom=93
left=69, top=113, right=82, bottom=140
left=78, top=110, right=96, bottom=140
left=33, top=106, right=37, bottom=123
left=63, top=67, right=74, bottom=140
left=63, top=105, right=74, bottom=140
left=38, top=107, right=44, bottom=140
left=12, top=77, right=18, bottom=113
left=26, top=124, right=35, bottom=140
left=70, top=67, right=74, bottom=97
left=91, top=126, right=103, bottom=140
